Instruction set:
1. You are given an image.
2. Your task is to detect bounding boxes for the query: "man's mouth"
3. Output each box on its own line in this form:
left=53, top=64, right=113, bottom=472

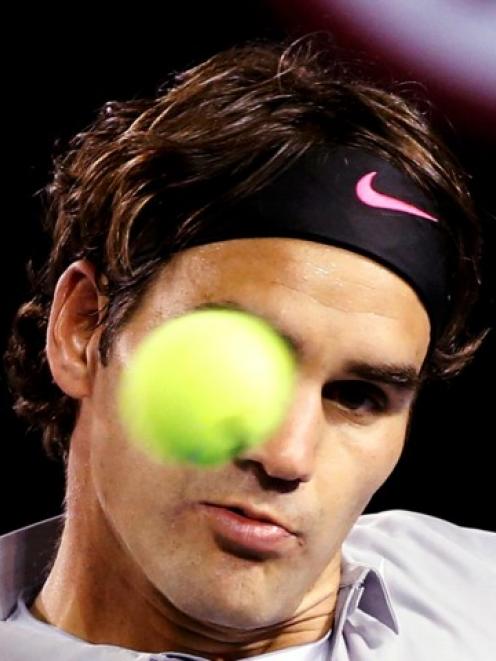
left=200, top=502, right=297, bottom=556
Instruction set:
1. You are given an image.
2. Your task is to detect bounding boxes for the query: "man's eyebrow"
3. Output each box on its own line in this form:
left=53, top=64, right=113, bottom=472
left=346, top=361, right=421, bottom=393
left=187, top=300, right=304, bottom=358
left=187, top=301, right=421, bottom=392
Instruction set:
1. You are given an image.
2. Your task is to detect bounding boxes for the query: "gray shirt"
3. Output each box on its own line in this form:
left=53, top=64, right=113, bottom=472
left=0, top=510, right=495, bottom=659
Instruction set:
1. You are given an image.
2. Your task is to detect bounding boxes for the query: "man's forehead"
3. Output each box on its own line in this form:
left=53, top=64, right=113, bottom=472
left=144, top=238, right=430, bottom=370
left=172, top=238, right=426, bottom=321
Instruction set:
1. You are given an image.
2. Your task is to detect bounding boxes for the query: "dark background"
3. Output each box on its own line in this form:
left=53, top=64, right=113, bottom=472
left=1, top=3, right=495, bottom=535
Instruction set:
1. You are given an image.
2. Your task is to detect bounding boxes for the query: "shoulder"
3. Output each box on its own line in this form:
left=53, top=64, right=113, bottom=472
left=0, top=617, right=131, bottom=660
left=348, top=508, right=496, bottom=564
left=0, top=618, right=58, bottom=660
left=345, top=509, right=496, bottom=580
left=343, top=509, right=496, bottom=654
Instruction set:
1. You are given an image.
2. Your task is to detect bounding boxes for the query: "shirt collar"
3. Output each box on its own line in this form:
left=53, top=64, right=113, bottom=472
left=0, top=514, right=399, bottom=636
left=0, top=515, right=63, bottom=620
left=338, top=548, right=399, bottom=634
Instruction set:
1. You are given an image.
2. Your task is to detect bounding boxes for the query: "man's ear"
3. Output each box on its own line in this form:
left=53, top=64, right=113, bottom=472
left=46, top=259, right=108, bottom=399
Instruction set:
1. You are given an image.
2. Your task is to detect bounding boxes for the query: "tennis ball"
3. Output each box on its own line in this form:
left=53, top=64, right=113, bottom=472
left=117, top=309, right=298, bottom=466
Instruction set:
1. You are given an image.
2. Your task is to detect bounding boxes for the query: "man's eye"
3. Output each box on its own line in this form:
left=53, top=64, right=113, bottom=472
left=322, top=381, right=388, bottom=414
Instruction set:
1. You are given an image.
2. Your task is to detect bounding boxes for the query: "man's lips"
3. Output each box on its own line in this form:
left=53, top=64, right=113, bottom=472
left=200, top=503, right=297, bottom=555
left=202, top=502, right=296, bottom=535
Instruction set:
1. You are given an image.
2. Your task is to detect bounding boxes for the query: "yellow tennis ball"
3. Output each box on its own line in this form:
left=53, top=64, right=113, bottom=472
left=117, top=309, right=298, bottom=466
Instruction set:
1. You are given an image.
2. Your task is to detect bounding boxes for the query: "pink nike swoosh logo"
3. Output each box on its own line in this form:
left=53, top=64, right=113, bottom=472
left=356, top=172, right=438, bottom=222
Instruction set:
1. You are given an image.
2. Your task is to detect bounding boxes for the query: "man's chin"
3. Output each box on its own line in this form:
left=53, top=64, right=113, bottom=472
left=173, top=592, right=296, bottom=636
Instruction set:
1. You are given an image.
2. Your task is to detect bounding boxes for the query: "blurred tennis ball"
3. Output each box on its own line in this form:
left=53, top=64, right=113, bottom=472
left=117, top=309, right=297, bottom=466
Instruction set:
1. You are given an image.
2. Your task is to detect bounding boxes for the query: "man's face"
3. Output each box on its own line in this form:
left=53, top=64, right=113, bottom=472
left=78, top=238, right=430, bottom=631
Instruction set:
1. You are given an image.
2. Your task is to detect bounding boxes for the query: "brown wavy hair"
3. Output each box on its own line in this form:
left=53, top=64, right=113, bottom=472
left=3, top=38, right=487, bottom=460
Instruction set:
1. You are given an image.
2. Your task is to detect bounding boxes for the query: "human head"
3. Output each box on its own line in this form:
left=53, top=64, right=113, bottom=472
left=4, top=39, right=484, bottom=459
left=2, top=37, right=487, bottom=638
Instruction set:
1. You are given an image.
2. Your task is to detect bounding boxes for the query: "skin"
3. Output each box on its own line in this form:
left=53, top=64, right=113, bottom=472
left=31, top=238, right=430, bottom=659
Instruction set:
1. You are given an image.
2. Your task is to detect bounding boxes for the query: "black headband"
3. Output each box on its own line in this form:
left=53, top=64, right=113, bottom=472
left=183, top=146, right=450, bottom=340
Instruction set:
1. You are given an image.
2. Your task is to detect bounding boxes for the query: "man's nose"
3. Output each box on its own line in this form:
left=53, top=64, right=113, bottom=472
left=237, top=380, right=322, bottom=483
